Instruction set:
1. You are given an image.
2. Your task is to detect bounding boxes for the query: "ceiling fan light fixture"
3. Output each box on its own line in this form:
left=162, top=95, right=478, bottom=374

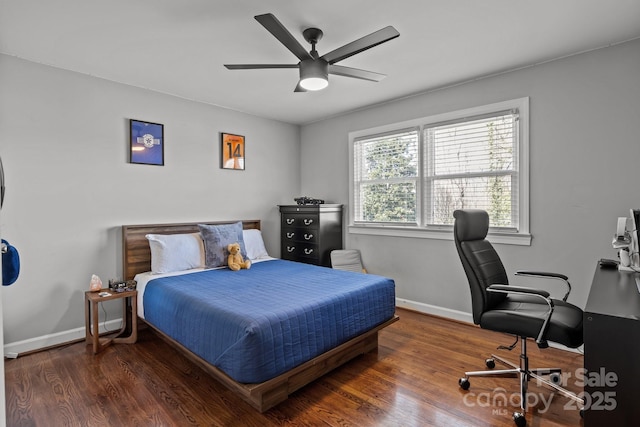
left=225, top=14, right=399, bottom=92
left=299, top=59, right=328, bottom=91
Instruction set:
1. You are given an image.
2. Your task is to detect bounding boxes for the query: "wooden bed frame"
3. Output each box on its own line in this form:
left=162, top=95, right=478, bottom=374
left=122, top=220, right=398, bottom=412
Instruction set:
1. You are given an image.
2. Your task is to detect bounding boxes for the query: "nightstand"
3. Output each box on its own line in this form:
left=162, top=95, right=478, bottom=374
left=84, top=289, right=137, bottom=354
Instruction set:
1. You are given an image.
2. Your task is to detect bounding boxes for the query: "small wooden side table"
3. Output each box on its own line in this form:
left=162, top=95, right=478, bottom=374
left=85, top=289, right=138, bottom=354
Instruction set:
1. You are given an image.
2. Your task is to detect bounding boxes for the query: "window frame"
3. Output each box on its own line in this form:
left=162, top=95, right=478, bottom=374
left=348, top=97, right=530, bottom=246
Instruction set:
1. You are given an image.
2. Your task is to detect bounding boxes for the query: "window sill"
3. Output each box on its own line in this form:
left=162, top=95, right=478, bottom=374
left=348, top=225, right=532, bottom=246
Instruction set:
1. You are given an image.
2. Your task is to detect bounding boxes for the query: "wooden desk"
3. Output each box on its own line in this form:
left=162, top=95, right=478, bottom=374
left=584, top=265, right=640, bottom=425
left=84, top=289, right=137, bottom=354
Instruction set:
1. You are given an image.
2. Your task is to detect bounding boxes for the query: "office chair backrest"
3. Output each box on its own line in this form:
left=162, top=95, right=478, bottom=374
left=453, top=209, right=508, bottom=324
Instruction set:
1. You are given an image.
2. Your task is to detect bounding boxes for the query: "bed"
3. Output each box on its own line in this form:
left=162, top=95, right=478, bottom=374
left=122, top=219, right=398, bottom=412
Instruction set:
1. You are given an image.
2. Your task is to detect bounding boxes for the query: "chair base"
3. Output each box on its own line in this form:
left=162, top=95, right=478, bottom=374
left=458, top=338, right=584, bottom=426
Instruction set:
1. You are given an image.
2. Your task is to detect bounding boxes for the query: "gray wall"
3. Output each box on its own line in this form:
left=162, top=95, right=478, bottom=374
left=1, top=38, right=639, bottom=350
left=300, top=39, right=640, bottom=316
left=0, top=54, right=300, bottom=346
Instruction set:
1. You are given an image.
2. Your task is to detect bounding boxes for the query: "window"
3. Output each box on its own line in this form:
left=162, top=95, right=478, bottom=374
left=353, top=129, right=419, bottom=224
left=349, top=98, right=530, bottom=245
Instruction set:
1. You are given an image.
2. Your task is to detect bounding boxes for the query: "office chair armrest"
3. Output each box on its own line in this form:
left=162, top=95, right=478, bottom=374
left=515, top=271, right=568, bottom=281
left=515, top=270, right=572, bottom=302
left=487, top=284, right=555, bottom=346
left=487, top=284, right=550, bottom=299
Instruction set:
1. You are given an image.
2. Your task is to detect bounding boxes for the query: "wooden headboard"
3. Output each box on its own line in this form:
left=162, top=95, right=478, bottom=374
left=122, top=220, right=261, bottom=281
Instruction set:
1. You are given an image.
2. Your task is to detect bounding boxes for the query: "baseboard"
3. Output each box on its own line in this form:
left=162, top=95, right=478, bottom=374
left=396, top=298, right=474, bottom=323
left=3, top=318, right=123, bottom=358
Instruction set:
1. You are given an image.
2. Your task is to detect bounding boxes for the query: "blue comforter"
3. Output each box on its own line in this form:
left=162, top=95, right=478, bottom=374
left=144, top=259, right=395, bottom=383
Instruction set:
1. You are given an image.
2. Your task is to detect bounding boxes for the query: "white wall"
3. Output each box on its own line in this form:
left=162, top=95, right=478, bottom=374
left=0, top=54, right=300, bottom=348
left=300, top=39, right=640, bottom=317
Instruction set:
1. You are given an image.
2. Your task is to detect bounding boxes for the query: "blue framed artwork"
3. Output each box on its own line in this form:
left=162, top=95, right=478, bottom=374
left=130, top=119, right=164, bottom=165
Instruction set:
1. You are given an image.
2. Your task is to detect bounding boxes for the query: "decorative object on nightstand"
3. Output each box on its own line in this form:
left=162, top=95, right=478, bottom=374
left=84, top=289, right=138, bottom=354
left=89, top=274, right=102, bottom=292
left=108, top=279, right=137, bottom=292
left=279, top=204, right=342, bottom=267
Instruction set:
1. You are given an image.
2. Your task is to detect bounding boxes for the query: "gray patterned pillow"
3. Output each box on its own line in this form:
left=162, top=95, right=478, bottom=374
left=198, top=222, right=247, bottom=268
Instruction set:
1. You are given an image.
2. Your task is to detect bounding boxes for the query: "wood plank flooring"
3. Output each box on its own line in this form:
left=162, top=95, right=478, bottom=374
left=5, top=308, right=584, bottom=426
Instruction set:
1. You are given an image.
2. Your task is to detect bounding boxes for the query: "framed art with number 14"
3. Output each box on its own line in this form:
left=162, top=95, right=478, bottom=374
left=221, top=132, right=245, bottom=170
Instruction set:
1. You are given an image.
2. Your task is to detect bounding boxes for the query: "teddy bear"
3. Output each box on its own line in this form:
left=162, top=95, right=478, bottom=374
left=227, top=242, right=251, bottom=271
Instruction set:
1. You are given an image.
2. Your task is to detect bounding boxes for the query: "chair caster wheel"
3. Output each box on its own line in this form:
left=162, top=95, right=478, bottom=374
left=485, top=358, right=496, bottom=369
left=549, top=372, right=562, bottom=384
left=458, top=377, right=470, bottom=390
left=513, top=412, right=526, bottom=427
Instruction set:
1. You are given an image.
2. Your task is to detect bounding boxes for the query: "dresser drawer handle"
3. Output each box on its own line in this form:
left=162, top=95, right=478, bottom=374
left=304, top=248, right=314, bottom=255
left=286, top=218, right=295, bottom=225
left=286, top=232, right=295, bottom=239
left=303, top=219, right=314, bottom=226
left=287, top=246, right=295, bottom=252
left=304, top=233, right=313, bottom=240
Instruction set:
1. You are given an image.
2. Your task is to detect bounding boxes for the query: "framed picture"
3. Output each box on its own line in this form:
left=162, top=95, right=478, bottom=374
left=221, top=132, right=245, bottom=170
left=130, top=119, right=164, bottom=165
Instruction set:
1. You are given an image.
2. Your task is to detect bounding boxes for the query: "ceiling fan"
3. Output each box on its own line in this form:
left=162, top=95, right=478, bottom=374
left=224, top=13, right=400, bottom=92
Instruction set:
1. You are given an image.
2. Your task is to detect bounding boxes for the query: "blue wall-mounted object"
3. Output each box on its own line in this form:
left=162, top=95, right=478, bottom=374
left=2, top=239, right=20, bottom=286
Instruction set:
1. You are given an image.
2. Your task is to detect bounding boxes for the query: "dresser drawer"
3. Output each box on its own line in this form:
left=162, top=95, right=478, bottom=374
left=281, top=214, right=319, bottom=229
left=282, top=228, right=318, bottom=244
left=282, top=243, right=319, bottom=262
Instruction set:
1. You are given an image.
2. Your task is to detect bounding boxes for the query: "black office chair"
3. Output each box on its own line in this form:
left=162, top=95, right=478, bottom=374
left=453, top=209, right=584, bottom=427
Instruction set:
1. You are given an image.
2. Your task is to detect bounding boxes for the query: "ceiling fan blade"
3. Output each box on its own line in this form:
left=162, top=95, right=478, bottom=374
left=329, top=65, right=386, bottom=82
left=321, top=26, right=400, bottom=65
left=255, top=13, right=313, bottom=62
left=224, top=64, right=298, bottom=70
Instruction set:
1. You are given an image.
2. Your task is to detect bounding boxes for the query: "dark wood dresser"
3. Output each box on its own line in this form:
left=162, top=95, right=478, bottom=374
left=279, top=204, right=343, bottom=267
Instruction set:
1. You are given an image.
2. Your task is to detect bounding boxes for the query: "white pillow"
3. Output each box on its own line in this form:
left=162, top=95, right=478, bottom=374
left=242, top=229, right=269, bottom=260
left=146, top=233, right=205, bottom=273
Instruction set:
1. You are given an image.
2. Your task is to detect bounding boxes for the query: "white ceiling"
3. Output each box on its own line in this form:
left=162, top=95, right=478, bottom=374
left=2, top=0, right=639, bottom=125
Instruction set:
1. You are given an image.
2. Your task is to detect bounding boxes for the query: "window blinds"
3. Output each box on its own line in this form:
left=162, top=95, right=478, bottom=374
left=425, top=111, right=518, bottom=229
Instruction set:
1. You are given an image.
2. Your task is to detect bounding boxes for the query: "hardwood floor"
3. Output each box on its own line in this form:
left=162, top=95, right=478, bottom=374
left=5, top=308, right=584, bottom=426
